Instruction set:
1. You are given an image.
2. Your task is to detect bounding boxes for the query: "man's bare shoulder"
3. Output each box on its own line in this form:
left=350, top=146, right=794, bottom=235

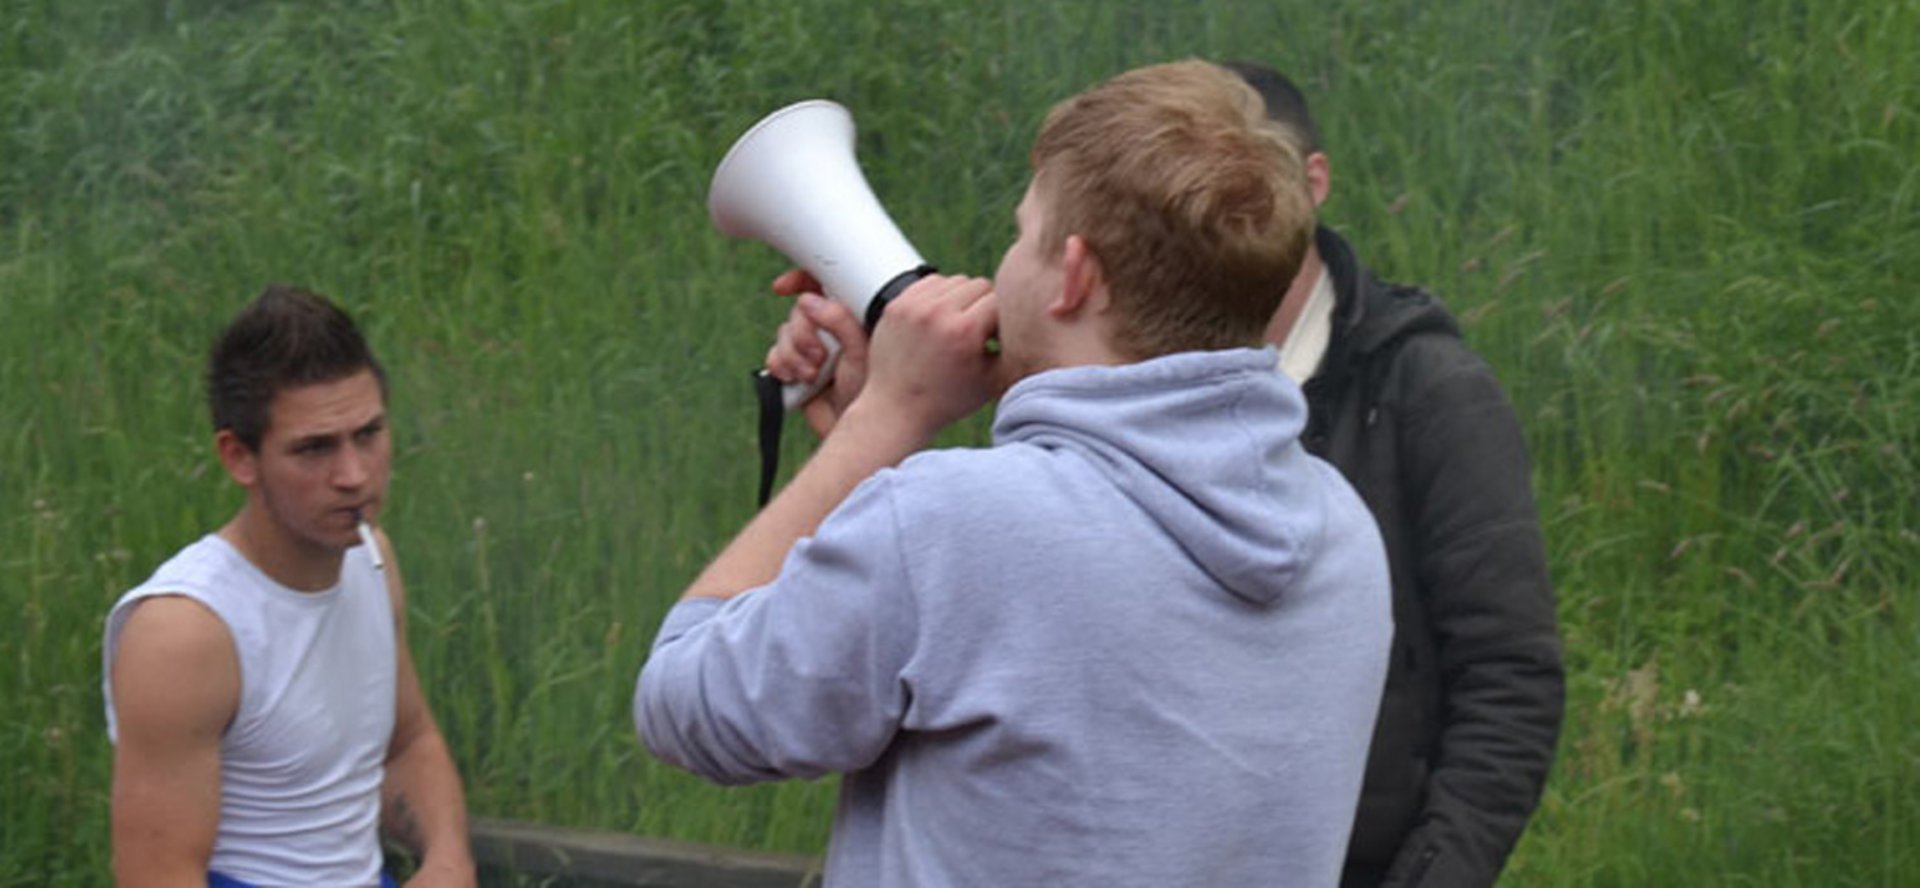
left=117, top=594, right=232, bottom=651
left=112, top=596, right=239, bottom=731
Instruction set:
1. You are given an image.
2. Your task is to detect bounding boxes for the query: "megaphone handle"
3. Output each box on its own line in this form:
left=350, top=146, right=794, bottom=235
left=780, top=330, right=842, bottom=412
left=778, top=264, right=931, bottom=411
left=754, top=265, right=935, bottom=506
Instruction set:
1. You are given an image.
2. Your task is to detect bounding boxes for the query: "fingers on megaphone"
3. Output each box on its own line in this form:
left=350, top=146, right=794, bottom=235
left=770, top=268, right=821, bottom=298
left=767, top=294, right=862, bottom=387
left=799, top=294, right=867, bottom=360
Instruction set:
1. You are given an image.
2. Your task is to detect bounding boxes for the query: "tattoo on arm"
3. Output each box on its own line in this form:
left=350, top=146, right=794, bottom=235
left=385, top=791, right=424, bottom=851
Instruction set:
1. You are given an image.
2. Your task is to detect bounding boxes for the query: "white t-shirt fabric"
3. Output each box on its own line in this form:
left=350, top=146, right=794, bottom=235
left=104, top=534, right=395, bottom=886
left=1278, top=265, right=1338, bottom=384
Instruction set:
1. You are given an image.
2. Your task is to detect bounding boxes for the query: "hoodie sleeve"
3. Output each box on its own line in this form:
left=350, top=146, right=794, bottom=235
left=1388, top=341, right=1564, bottom=887
left=633, top=474, right=918, bottom=785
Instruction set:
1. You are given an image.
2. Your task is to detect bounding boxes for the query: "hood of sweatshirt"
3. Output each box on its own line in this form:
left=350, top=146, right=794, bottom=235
left=991, top=347, right=1326, bottom=607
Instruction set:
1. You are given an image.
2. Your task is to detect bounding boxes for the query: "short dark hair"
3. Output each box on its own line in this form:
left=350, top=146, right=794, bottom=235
left=1219, top=61, right=1323, bottom=155
left=207, top=284, right=387, bottom=451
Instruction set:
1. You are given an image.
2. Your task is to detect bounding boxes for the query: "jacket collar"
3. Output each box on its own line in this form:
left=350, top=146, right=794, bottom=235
left=1312, top=224, right=1460, bottom=372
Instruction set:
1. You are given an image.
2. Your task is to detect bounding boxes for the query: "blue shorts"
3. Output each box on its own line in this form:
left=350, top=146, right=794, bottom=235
left=208, top=871, right=399, bottom=888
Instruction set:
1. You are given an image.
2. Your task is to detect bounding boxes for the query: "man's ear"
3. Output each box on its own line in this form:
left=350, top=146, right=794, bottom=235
left=1053, top=234, right=1107, bottom=318
left=215, top=429, right=259, bottom=488
left=1306, top=151, right=1331, bottom=209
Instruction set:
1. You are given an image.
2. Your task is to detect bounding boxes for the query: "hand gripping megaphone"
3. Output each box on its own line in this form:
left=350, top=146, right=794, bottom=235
left=708, top=99, right=934, bottom=411
left=707, top=99, right=934, bottom=504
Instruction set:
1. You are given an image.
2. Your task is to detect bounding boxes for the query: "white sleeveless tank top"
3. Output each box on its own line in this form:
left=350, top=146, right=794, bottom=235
left=103, top=534, right=396, bottom=886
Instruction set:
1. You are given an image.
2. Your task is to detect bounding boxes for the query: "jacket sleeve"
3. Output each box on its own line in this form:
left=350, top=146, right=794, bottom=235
left=633, top=475, right=917, bottom=785
left=1386, top=343, right=1565, bottom=887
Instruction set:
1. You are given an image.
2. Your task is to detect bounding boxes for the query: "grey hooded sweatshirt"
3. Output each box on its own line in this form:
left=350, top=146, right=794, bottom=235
left=636, top=347, right=1392, bottom=887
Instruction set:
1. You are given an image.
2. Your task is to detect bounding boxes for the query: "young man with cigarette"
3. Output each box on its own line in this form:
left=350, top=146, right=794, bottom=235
left=103, top=285, right=473, bottom=887
left=636, top=60, right=1391, bottom=885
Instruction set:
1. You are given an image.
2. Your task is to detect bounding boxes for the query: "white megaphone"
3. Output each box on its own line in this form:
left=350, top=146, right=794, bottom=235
left=708, top=99, right=933, bottom=412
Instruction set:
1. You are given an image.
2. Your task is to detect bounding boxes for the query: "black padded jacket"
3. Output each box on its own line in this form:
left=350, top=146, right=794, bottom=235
left=1302, top=227, right=1565, bottom=888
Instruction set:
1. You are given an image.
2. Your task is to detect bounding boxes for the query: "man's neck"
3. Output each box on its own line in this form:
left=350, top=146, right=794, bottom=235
left=219, top=506, right=345, bottom=593
left=1264, top=243, right=1325, bottom=347
left=999, top=305, right=1132, bottom=390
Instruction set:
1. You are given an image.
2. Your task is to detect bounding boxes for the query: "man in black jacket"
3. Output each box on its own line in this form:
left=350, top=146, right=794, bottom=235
left=761, top=61, right=1565, bottom=888
left=1225, top=62, right=1564, bottom=887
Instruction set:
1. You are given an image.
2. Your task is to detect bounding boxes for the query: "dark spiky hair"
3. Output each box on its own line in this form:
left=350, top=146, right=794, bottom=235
left=1219, top=61, right=1323, bottom=155
left=206, top=283, right=387, bottom=450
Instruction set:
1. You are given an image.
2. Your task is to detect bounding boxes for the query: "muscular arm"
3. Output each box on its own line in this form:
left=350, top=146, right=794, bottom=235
left=375, top=531, right=476, bottom=887
left=1390, top=349, right=1564, bottom=886
left=109, top=597, right=238, bottom=888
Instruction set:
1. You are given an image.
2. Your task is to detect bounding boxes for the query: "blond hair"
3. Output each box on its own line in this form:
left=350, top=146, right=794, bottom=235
left=1030, top=60, right=1313, bottom=359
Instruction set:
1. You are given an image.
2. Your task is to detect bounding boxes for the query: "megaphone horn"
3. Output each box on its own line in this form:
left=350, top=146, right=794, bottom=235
left=708, top=100, right=933, bottom=411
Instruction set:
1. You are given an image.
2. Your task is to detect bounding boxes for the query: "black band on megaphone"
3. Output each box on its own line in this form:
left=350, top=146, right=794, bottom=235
left=864, top=264, right=937, bottom=331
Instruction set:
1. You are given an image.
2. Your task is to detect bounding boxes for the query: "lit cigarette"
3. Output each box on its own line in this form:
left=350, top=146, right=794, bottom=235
left=354, top=512, right=385, bottom=570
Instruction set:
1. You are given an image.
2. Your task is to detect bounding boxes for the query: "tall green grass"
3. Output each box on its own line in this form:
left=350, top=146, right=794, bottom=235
left=4, top=1, right=1915, bottom=884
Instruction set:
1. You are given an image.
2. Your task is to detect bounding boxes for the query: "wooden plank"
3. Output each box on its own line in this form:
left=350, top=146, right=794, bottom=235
left=469, top=816, right=821, bottom=888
